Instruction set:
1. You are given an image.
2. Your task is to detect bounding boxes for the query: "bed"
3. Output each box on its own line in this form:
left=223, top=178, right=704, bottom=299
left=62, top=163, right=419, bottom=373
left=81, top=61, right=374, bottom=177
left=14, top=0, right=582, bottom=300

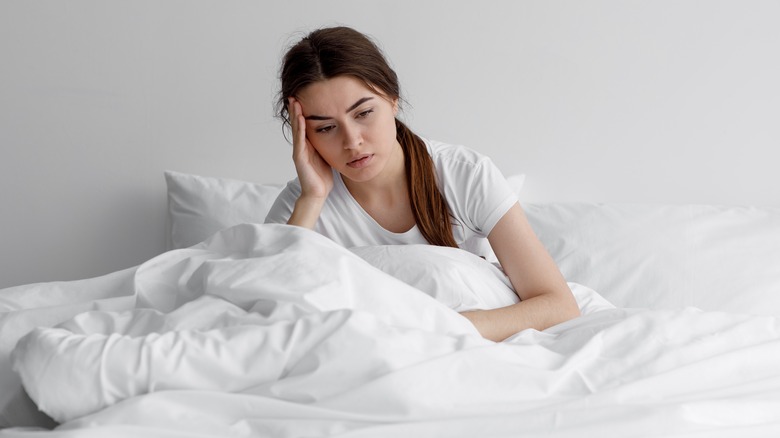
left=1, top=170, right=779, bottom=437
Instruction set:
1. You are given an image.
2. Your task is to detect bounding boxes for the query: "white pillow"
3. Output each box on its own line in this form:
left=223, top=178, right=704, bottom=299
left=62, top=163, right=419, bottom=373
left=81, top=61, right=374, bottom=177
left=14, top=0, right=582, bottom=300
left=350, top=244, right=614, bottom=315
left=524, top=203, right=780, bottom=316
left=350, top=245, right=518, bottom=312
left=164, top=171, right=525, bottom=251
left=165, top=171, right=283, bottom=249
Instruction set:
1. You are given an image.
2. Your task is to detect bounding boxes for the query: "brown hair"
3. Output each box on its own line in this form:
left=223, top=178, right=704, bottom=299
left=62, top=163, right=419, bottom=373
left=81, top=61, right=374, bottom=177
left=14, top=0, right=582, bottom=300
left=276, top=26, right=457, bottom=248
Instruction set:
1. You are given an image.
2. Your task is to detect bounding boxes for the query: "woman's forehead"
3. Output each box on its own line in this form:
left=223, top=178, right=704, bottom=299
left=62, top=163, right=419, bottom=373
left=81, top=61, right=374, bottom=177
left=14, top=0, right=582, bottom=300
left=298, top=76, right=387, bottom=112
left=299, top=76, right=369, bottom=99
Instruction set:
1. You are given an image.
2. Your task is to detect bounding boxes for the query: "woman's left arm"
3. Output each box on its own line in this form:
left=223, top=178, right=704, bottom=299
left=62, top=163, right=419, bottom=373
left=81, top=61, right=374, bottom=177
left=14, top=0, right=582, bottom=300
left=460, top=203, right=581, bottom=341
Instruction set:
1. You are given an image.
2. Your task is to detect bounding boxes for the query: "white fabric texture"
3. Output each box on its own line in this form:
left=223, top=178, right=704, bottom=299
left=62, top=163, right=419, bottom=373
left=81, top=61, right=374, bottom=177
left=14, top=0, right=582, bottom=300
left=0, top=268, right=137, bottom=429
left=524, top=203, right=780, bottom=316
left=164, top=170, right=283, bottom=250
left=264, top=139, right=519, bottom=260
left=5, top=224, right=780, bottom=438
left=11, top=224, right=482, bottom=423
left=350, top=244, right=612, bottom=314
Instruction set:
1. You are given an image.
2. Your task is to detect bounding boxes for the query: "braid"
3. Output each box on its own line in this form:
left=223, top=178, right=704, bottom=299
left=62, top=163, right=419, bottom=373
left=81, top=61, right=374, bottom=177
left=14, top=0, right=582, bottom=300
left=396, top=119, right=458, bottom=248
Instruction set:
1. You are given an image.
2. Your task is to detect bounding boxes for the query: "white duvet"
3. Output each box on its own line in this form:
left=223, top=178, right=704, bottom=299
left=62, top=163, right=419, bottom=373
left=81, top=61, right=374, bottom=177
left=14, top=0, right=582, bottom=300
left=4, top=224, right=780, bottom=437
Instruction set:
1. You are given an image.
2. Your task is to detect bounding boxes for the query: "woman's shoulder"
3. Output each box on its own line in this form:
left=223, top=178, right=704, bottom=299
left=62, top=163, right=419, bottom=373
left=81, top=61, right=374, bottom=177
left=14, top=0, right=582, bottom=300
left=423, top=138, right=492, bottom=169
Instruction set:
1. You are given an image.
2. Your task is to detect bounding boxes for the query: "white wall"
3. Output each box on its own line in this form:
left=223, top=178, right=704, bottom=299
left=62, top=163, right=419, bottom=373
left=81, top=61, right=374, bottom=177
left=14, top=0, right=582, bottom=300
left=1, top=0, right=778, bottom=288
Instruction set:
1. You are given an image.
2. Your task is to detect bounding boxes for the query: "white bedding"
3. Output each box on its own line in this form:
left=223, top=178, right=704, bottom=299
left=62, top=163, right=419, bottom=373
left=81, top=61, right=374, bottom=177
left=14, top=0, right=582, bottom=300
left=3, top=223, right=780, bottom=437
left=524, top=203, right=780, bottom=315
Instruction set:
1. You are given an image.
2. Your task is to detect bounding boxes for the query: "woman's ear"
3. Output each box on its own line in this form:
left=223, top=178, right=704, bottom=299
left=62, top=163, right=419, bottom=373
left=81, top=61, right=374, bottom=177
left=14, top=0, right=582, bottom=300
left=392, top=98, right=399, bottom=116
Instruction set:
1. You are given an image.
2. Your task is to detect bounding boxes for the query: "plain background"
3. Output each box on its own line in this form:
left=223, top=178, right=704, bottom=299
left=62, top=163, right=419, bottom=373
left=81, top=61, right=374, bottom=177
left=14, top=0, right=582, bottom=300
left=1, top=0, right=778, bottom=289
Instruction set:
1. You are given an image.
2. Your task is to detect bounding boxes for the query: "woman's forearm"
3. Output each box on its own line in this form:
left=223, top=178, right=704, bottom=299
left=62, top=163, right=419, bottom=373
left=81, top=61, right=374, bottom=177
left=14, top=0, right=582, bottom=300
left=479, top=203, right=581, bottom=341
left=461, top=292, right=580, bottom=342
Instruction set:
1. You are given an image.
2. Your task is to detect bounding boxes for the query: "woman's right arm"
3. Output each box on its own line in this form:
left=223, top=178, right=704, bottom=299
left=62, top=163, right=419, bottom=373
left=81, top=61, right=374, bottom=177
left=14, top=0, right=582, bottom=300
left=287, top=196, right=327, bottom=229
left=286, top=98, right=333, bottom=229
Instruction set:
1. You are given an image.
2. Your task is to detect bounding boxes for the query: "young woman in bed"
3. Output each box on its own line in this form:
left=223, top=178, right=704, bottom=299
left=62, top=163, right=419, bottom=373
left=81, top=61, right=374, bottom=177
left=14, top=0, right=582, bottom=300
left=265, top=26, right=580, bottom=341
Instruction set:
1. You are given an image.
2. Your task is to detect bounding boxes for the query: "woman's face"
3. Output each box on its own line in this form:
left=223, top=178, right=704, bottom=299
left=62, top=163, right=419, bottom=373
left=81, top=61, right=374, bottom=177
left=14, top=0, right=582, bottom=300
left=296, top=76, right=401, bottom=184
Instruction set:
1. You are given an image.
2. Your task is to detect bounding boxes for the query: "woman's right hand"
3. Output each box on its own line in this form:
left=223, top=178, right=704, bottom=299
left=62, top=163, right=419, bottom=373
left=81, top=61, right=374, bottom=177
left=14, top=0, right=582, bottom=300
left=288, top=97, right=334, bottom=200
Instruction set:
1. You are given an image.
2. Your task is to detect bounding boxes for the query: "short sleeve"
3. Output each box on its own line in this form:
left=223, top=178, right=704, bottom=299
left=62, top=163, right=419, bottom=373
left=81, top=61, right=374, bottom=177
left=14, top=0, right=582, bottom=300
left=432, top=142, right=518, bottom=238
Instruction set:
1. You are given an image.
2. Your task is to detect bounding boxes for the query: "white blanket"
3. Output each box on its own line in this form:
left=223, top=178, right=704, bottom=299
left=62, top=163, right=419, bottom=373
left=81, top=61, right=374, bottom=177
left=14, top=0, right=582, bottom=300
left=5, top=224, right=780, bottom=437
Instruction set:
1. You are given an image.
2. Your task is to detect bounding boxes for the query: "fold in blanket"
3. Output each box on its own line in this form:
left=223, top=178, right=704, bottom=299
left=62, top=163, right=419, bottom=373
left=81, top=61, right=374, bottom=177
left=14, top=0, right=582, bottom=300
left=9, top=224, right=780, bottom=438
left=12, top=224, right=484, bottom=423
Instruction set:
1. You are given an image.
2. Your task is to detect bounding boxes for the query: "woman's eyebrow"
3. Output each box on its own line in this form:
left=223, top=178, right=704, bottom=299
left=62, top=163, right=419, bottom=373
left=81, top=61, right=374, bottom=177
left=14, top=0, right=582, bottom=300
left=304, top=97, right=374, bottom=120
left=346, top=97, right=374, bottom=113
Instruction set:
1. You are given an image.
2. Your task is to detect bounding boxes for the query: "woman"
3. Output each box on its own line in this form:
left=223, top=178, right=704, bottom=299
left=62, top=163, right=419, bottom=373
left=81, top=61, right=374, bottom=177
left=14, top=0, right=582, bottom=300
left=265, top=26, right=580, bottom=341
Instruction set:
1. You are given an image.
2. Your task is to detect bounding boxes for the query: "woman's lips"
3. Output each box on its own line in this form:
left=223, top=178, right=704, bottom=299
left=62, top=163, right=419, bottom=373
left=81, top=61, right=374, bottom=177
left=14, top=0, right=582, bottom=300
left=347, top=154, right=373, bottom=168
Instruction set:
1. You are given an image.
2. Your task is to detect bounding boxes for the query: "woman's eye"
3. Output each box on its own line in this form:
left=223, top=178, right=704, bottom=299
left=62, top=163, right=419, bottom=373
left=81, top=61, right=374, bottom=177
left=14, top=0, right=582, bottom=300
left=316, top=125, right=335, bottom=134
left=357, top=109, right=374, bottom=119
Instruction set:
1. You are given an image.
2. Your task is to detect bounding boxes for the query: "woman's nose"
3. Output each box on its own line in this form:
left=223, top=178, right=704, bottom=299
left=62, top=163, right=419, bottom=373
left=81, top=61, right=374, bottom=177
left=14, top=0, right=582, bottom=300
left=341, top=123, right=362, bottom=149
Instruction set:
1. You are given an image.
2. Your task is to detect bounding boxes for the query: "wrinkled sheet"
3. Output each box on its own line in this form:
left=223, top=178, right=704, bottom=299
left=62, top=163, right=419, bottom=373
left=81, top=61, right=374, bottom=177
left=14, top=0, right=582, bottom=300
left=4, top=224, right=780, bottom=437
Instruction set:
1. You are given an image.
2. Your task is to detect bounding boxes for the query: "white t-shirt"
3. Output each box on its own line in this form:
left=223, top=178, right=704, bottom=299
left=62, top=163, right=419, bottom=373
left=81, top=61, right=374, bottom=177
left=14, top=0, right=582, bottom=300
left=264, top=139, right=518, bottom=260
